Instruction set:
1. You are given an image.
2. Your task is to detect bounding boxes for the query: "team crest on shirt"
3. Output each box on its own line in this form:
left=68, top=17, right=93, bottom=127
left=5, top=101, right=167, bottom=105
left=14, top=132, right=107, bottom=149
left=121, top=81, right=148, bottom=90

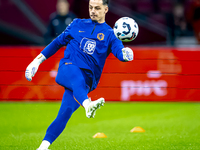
left=97, top=33, right=104, bottom=41
left=80, top=38, right=96, bottom=55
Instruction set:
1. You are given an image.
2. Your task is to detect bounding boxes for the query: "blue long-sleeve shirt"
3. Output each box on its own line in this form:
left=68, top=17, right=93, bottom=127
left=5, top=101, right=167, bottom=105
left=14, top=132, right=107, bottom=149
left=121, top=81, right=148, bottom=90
left=41, top=18, right=125, bottom=91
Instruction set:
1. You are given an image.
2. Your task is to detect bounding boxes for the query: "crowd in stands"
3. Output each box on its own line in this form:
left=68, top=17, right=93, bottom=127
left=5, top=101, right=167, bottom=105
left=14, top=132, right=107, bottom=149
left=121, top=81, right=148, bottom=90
left=0, top=0, right=199, bottom=45
left=45, top=0, right=200, bottom=45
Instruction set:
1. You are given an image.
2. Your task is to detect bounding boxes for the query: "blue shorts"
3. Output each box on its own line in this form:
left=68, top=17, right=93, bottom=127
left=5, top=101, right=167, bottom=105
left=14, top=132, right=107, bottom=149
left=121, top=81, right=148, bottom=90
left=55, top=63, right=91, bottom=104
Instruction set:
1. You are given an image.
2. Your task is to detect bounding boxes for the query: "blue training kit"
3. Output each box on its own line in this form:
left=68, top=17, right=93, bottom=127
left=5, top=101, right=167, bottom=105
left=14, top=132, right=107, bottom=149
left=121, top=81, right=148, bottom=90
left=41, top=18, right=125, bottom=144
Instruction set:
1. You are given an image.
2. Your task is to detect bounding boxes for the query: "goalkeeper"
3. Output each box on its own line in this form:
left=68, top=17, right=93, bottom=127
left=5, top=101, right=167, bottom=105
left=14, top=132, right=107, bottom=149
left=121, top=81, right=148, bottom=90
left=25, top=0, right=134, bottom=149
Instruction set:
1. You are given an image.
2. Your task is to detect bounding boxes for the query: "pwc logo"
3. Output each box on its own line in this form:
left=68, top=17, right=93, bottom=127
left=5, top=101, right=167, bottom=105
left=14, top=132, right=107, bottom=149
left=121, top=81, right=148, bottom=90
left=121, top=70, right=168, bottom=101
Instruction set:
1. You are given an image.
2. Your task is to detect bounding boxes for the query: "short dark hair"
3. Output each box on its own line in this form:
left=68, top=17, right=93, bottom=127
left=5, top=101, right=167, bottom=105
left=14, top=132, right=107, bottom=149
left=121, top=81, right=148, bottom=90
left=102, top=0, right=109, bottom=5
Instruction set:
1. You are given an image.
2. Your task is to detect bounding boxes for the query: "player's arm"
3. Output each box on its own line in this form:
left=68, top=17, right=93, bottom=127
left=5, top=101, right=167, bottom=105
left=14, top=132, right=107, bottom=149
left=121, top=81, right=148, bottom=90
left=25, top=37, right=64, bottom=81
left=110, top=34, right=134, bottom=62
left=25, top=19, right=76, bottom=81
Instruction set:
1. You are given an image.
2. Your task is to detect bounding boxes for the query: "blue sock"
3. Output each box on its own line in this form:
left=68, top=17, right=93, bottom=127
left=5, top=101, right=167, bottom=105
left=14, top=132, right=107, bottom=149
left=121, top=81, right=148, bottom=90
left=44, top=63, right=91, bottom=143
left=43, top=89, right=80, bottom=143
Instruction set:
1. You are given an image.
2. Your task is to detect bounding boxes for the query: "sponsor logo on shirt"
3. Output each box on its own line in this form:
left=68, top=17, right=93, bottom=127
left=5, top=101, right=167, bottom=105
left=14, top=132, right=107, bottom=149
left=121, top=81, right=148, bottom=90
left=80, top=38, right=96, bottom=55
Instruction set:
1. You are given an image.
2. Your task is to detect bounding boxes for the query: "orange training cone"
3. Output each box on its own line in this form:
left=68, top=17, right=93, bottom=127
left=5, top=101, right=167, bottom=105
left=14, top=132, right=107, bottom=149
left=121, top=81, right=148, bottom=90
left=130, top=126, right=145, bottom=132
left=93, top=132, right=107, bottom=138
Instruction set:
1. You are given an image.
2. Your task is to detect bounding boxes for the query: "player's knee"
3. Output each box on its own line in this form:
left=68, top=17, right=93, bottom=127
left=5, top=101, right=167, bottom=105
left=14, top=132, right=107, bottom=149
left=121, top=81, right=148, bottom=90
left=64, top=107, right=73, bottom=116
left=55, top=73, right=66, bottom=87
left=58, top=107, right=73, bottom=121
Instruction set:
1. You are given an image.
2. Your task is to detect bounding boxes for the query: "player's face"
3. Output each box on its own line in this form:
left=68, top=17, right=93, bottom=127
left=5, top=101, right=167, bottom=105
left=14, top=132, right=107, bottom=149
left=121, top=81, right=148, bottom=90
left=89, top=0, right=108, bottom=23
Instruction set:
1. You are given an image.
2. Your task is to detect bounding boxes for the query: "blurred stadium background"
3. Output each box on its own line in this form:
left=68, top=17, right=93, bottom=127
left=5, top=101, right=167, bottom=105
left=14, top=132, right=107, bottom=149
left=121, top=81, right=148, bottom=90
left=0, top=0, right=200, bottom=149
left=0, top=0, right=200, bottom=46
left=0, top=0, right=200, bottom=101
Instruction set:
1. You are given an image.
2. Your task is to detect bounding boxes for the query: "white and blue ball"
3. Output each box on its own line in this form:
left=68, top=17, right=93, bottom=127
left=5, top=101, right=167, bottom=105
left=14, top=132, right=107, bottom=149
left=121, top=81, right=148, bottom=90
left=114, top=17, right=139, bottom=42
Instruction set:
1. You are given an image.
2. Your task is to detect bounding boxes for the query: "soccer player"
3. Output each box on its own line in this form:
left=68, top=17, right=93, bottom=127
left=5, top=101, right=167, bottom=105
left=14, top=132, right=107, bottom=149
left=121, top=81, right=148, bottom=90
left=25, top=0, right=134, bottom=149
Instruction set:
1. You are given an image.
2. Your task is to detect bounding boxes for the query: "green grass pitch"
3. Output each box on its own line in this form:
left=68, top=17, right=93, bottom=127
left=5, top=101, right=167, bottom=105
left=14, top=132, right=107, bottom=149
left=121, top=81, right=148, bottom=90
left=0, top=102, right=200, bottom=150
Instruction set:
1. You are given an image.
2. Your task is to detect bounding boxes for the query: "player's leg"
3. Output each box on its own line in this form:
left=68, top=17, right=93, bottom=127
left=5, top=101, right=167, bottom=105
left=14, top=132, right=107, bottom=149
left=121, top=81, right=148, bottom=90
left=37, top=89, right=80, bottom=150
left=56, top=63, right=89, bottom=105
left=56, top=63, right=105, bottom=118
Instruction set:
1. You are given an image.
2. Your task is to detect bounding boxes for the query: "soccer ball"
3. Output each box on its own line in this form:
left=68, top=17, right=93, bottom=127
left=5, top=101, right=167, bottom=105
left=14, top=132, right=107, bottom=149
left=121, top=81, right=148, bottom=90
left=113, top=17, right=139, bottom=42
